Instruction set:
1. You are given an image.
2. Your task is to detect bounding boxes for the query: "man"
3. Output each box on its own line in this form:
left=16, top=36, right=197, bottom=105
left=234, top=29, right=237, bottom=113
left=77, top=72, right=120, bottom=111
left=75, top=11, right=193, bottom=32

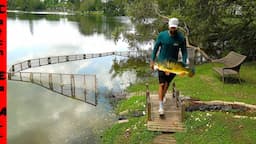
left=150, top=18, right=187, bottom=115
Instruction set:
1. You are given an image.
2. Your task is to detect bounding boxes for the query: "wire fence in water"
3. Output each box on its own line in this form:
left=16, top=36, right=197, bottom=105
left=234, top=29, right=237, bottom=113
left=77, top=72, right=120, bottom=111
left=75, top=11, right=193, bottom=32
left=8, top=72, right=97, bottom=106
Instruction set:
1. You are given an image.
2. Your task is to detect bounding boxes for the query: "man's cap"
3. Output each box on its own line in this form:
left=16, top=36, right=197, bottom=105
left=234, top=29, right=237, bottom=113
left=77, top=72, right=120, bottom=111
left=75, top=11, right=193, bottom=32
left=168, top=18, right=179, bottom=28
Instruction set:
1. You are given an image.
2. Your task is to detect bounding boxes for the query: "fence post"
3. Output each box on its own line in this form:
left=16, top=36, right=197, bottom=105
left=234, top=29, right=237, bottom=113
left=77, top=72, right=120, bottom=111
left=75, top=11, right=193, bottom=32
left=30, top=72, right=34, bottom=83
left=40, top=73, right=42, bottom=85
left=83, top=74, right=87, bottom=102
left=20, top=63, right=23, bottom=71
left=60, top=73, right=63, bottom=94
left=146, top=83, right=152, bottom=121
left=94, top=75, right=97, bottom=105
left=19, top=72, right=22, bottom=81
left=70, top=74, right=75, bottom=97
left=172, top=82, right=176, bottom=98
left=12, top=65, right=15, bottom=73
left=176, top=90, right=180, bottom=108
left=8, top=73, right=11, bottom=80
left=27, top=60, right=31, bottom=68
left=49, top=73, right=53, bottom=90
left=181, top=101, right=185, bottom=122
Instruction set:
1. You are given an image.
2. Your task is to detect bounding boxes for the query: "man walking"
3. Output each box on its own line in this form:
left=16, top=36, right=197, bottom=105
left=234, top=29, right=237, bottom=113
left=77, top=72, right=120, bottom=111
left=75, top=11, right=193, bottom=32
left=150, top=18, right=187, bottom=115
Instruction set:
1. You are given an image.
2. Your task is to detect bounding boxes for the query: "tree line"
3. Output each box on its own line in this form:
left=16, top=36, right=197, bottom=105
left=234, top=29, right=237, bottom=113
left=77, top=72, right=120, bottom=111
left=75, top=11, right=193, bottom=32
left=8, top=0, right=256, bottom=60
left=123, top=0, right=256, bottom=60
left=7, top=0, right=102, bottom=12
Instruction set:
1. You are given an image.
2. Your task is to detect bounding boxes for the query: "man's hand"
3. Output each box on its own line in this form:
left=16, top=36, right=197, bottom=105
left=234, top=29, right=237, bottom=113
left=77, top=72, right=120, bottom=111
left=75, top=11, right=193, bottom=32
left=150, top=61, right=155, bottom=71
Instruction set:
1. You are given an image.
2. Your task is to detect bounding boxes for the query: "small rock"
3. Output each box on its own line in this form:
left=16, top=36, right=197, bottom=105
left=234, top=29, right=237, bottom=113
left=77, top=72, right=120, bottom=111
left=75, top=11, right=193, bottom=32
left=118, top=119, right=129, bottom=124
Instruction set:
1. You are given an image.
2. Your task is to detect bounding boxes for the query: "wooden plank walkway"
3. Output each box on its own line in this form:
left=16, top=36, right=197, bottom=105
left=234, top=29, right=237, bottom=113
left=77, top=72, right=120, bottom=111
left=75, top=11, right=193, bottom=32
left=147, top=93, right=185, bottom=132
left=153, top=134, right=176, bottom=144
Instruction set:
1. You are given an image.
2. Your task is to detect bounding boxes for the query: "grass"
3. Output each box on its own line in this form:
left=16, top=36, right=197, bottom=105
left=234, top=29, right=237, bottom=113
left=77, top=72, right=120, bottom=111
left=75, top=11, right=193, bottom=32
left=128, top=61, right=256, bottom=104
left=102, top=61, right=256, bottom=144
left=176, top=62, right=256, bottom=104
left=176, top=112, right=256, bottom=144
left=102, top=96, right=157, bottom=144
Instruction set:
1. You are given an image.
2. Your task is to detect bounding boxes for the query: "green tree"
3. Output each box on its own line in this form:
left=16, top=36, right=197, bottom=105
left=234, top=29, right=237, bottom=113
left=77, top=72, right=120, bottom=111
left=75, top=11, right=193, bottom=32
left=9, top=0, right=44, bottom=11
left=181, top=0, right=256, bottom=59
left=103, top=0, right=126, bottom=16
left=124, top=0, right=256, bottom=59
left=80, top=0, right=103, bottom=12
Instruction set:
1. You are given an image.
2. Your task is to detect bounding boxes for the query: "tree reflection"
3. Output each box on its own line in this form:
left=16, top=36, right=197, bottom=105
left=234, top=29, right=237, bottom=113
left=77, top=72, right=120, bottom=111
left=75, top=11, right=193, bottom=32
left=7, top=12, right=155, bottom=79
left=7, top=12, right=128, bottom=41
left=109, top=55, right=151, bottom=80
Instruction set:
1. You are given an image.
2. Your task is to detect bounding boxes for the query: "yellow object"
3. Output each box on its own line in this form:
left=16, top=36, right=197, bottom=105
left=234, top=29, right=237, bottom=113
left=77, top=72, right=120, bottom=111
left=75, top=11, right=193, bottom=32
left=154, top=61, right=195, bottom=77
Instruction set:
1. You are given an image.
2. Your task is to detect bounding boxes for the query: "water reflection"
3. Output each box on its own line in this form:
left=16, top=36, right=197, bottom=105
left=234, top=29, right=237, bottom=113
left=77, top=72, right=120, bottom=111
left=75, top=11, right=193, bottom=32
left=8, top=81, right=116, bottom=144
left=7, top=14, right=130, bottom=66
left=7, top=13, right=135, bottom=144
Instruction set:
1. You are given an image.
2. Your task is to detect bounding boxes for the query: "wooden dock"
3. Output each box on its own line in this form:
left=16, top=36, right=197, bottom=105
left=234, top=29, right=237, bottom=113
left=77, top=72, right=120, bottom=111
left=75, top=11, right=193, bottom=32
left=147, top=93, right=185, bottom=132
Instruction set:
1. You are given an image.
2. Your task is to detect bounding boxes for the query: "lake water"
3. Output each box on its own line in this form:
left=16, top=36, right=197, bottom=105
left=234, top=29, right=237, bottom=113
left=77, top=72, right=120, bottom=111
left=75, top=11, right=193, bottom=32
left=7, top=13, right=139, bottom=144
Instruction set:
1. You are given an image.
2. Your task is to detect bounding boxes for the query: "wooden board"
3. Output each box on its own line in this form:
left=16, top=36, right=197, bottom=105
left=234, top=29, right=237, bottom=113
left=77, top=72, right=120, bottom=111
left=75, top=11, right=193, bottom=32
left=147, top=94, right=185, bottom=132
left=153, top=134, right=176, bottom=144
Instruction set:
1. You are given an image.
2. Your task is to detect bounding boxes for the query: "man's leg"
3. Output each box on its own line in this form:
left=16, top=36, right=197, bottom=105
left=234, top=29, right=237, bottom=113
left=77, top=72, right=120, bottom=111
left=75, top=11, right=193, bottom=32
left=158, top=70, right=166, bottom=115
left=162, top=73, right=176, bottom=102
left=162, top=82, right=170, bottom=102
left=158, top=83, right=165, bottom=101
left=158, top=83, right=165, bottom=115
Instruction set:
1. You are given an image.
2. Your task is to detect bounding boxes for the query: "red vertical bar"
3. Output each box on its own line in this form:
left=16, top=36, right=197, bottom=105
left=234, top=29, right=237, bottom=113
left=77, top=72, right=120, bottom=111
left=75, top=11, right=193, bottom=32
left=0, top=0, right=6, bottom=144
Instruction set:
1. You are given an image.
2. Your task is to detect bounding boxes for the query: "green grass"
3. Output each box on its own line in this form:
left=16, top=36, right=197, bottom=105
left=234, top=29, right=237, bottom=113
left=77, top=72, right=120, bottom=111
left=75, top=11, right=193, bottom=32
left=115, top=96, right=146, bottom=114
left=102, top=96, right=157, bottom=144
left=102, top=62, right=256, bottom=143
left=128, top=62, right=256, bottom=104
left=176, top=112, right=256, bottom=144
left=101, top=117, right=157, bottom=144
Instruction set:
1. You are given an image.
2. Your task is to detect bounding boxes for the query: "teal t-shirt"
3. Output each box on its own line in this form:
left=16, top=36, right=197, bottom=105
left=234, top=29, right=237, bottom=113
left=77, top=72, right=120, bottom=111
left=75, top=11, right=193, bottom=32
left=151, top=30, right=187, bottom=64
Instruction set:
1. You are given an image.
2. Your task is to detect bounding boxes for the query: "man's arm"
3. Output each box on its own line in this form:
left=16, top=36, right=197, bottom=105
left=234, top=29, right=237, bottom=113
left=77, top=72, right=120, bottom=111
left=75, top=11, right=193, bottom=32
left=151, top=35, right=161, bottom=62
left=150, top=35, right=161, bottom=70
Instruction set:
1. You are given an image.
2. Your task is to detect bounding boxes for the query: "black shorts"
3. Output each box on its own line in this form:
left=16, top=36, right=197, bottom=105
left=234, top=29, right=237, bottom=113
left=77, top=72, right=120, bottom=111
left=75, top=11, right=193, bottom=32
left=158, top=70, right=176, bottom=84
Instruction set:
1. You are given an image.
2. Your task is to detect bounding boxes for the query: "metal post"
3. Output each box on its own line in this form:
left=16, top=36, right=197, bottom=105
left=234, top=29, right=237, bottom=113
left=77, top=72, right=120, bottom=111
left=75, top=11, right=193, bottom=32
left=60, top=73, right=63, bottom=94
left=48, top=57, right=51, bottom=64
left=20, top=63, right=23, bottom=71
left=28, top=60, right=31, bottom=68
left=49, top=73, right=53, bottom=90
left=30, top=72, right=33, bottom=83
left=12, top=65, right=15, bottom=73
left=70, top=74, right=75, bottom=97
left=8, top=72, right=11, bottom=80
left=19, top=72, right=22, bottom=81
left=83, top=74, right=87, bottom=102
left=40, top=73, right=42, bottom=85
left=94, top=75, right=97, bottom=105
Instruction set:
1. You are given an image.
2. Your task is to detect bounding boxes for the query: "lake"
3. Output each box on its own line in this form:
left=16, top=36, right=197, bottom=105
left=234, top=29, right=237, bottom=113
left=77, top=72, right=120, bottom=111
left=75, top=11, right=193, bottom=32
left=7, top=12, right=140, bottom=144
